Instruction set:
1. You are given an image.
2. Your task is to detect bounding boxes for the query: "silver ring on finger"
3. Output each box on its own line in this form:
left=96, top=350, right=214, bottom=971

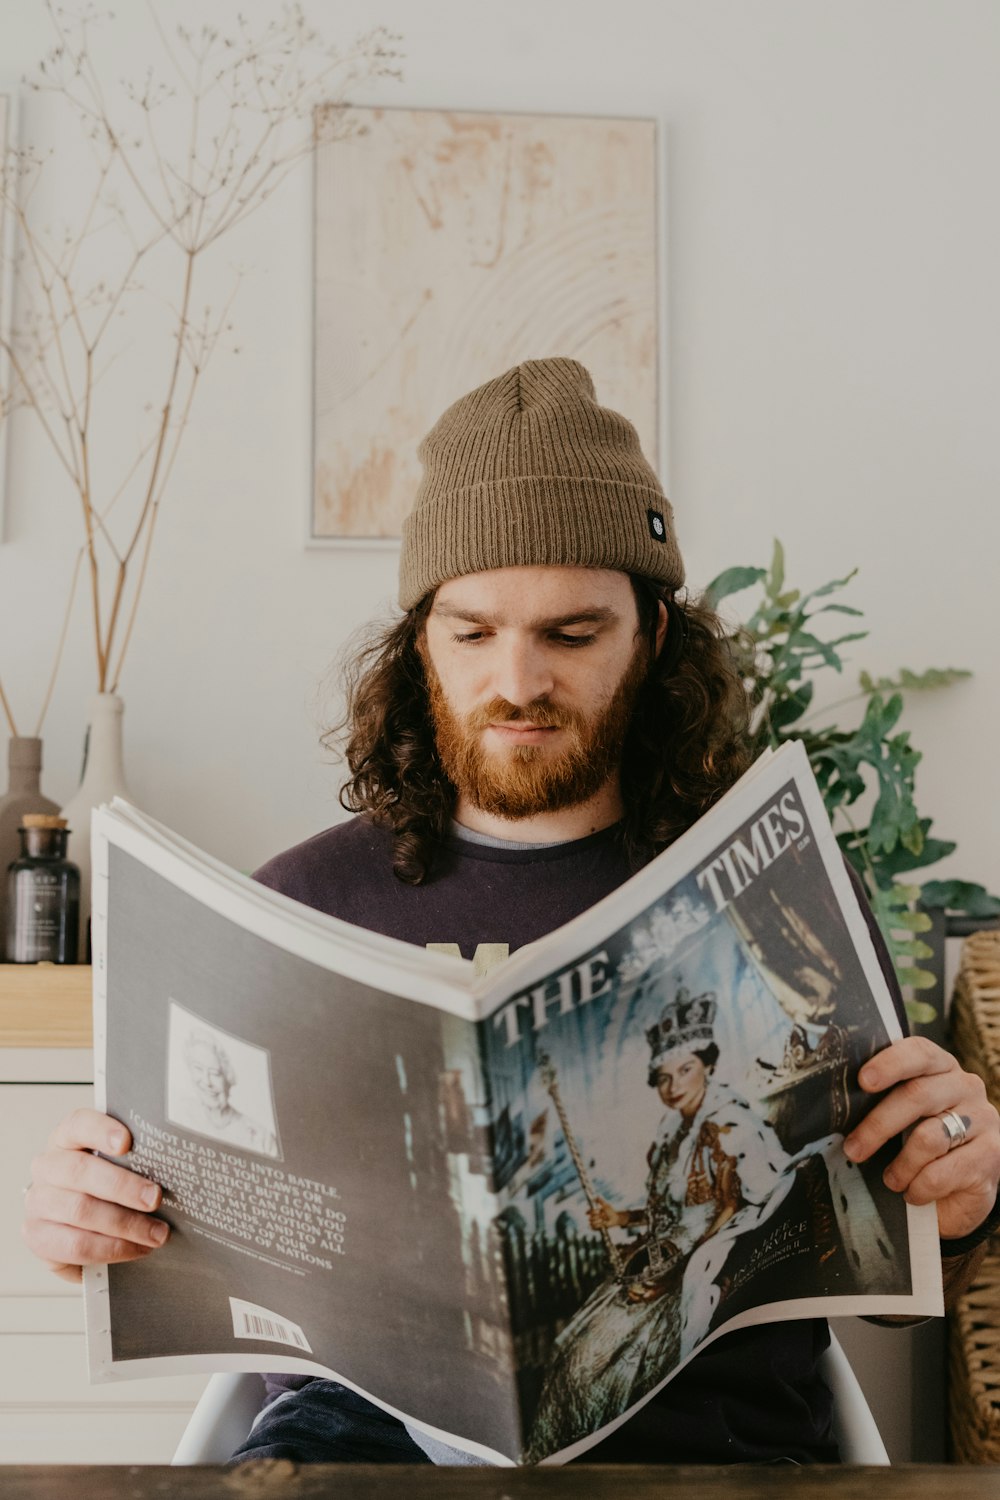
left=939, top=1109, right=971, bottom=1151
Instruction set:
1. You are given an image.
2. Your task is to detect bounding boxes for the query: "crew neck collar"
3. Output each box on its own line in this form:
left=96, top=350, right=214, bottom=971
left=449, top=820, right=565, bottom=851
left=446, top=819, right=624, bottom=861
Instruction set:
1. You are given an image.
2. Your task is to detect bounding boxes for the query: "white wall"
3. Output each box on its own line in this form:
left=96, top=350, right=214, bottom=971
left=1, top=0, right=998, bottom=890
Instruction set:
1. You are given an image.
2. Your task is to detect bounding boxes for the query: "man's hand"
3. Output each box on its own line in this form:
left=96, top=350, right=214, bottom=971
left=21, top=1108, right=170, bottom=1284
left=844, top=1037, right=1000, bottom=1240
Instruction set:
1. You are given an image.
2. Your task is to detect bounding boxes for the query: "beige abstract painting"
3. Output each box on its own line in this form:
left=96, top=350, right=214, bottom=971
left=312, top=106, right=660, bottom=541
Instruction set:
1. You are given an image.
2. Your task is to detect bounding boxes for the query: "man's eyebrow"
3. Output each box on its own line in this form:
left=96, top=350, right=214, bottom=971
left=431, top=603, right=620, bottom=629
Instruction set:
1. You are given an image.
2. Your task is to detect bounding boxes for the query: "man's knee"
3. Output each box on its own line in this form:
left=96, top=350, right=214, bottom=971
left=229, top=1380, right=433, bottom=1465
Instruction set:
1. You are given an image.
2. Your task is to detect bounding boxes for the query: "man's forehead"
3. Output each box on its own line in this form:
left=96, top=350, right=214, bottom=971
left=430, top=566, right=634, bottom=625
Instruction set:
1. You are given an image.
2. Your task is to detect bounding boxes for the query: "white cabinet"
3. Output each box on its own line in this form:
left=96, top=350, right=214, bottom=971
left=0, top=1048, right=207, bottom=1463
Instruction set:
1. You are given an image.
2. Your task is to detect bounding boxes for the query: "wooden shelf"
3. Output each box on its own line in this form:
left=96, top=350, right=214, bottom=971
left=0, top=964, right=92, bottom=1048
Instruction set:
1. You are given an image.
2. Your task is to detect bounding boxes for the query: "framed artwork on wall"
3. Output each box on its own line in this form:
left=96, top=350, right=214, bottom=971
left=310, top=105, right=666, bottom=546
left=0, top=88, right=19, bottom=541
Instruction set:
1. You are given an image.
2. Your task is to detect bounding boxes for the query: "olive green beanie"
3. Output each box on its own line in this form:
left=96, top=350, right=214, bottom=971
left=398, top=357, right=684, bottom=609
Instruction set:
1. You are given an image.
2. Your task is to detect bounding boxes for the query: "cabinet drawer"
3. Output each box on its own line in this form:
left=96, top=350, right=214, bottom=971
left=0, top=1080, right=208, bottom=1462
left=0, top=1083, right=93, bottom=1298
left=0, top=1405, right=202, bottom=1464
left=0, top=1331, right=208, bottom=1408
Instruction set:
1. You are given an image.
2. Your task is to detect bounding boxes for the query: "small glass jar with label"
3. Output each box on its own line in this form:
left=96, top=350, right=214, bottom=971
left=5, top=814, right=81, bottom=964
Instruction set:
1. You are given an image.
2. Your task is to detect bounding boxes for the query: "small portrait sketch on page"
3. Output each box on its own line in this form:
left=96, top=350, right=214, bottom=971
left=166, top=1000, right=282, bottom=1160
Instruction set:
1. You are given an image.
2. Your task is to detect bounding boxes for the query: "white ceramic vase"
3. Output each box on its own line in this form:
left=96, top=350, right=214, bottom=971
left=61, top=692, right=132, bottom=961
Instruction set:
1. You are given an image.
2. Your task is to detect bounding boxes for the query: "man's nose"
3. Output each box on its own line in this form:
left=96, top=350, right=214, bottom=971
left=490, top=638, right=554, bottom=707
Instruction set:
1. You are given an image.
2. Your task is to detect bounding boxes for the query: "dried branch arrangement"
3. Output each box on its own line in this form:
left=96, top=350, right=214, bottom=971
left=0, top=1, right=402, bottom=736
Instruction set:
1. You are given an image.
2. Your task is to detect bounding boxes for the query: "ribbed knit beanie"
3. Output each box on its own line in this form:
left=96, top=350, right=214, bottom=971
left=398, top=358, right=684, bottom=609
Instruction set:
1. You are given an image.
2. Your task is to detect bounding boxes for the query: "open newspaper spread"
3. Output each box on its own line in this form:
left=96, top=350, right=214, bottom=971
left=83, top=740, right=941, bottom=1464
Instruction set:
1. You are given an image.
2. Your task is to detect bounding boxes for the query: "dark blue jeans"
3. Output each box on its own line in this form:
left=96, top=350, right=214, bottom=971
left=229, top=1325, right=837, bottom=1466
left=230, top=1381, right=433, bottom=1465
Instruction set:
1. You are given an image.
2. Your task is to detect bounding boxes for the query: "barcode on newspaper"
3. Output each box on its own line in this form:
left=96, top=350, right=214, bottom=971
left=229, top=1297, right=312, bottom=1352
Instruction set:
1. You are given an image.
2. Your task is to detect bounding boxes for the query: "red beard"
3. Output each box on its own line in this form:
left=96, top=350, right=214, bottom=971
left=425, top=644, right=648, bottom=820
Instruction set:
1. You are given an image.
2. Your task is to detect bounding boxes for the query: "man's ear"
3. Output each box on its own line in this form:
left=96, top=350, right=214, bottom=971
left=653, top=600, right=669, bottom=659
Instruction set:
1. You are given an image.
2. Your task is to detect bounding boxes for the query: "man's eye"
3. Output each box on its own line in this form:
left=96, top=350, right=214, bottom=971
left=552, top=633, right=596, bottom=647
left=451, top=631, right=487, bottom=644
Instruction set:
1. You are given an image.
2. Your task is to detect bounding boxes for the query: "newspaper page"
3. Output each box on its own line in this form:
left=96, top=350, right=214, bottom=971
left=84, top=817, right=522, bottom=1463
left=84, top=740, right=941, bottom=1465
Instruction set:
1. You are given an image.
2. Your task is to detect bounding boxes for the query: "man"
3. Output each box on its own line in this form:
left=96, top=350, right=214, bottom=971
left=23, top=358, right=1000, bottom=1464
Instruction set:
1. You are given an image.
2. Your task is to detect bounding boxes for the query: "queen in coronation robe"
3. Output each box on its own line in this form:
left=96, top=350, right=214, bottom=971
left=524, top=988, right=803, bottom=1460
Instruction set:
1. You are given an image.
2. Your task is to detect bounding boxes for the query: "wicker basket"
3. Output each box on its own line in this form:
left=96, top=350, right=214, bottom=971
left=950, top=929, right=1000, bottom=1117
left=949, top=929, right=1000, bottom=1462
left=950, top=1237, right=1000, bottom=1462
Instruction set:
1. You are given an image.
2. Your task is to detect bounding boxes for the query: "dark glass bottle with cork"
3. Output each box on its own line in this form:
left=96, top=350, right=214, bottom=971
left=5, top=814, right=81, bottom=964
left=0, top=737, right=61, bottom=954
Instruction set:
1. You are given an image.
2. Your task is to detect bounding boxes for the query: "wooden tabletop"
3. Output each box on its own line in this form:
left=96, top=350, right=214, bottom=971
left=3, top=1466, right=1000, bottom=1498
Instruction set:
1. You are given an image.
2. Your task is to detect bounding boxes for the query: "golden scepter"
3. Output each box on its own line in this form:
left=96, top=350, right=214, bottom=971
left=537, top=1051, right=626, bottom=1282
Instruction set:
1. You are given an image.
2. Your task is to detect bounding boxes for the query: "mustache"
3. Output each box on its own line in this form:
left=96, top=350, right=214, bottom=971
left=464, top=697, right=582, bottom=732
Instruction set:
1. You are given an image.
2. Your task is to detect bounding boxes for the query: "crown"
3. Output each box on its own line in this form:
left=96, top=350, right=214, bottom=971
left=646, top=985, right=717, bottom=1075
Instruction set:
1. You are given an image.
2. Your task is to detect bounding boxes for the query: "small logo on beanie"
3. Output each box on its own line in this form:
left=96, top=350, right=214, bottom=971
left=647, top=509, right=667, bottom=543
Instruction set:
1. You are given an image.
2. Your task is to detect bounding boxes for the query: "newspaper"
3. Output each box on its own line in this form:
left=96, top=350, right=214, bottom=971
left=83, top=739, right=941, bottom=1465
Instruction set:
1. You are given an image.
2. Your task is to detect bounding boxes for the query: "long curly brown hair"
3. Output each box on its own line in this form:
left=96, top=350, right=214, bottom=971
left=327, top=577, right=754, bottom=884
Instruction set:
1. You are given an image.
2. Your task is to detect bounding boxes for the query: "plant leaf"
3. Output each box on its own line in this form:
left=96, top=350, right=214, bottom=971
left=897, top=968, right=938, bottom=992
left=865, top=882, right=939, bottom=999
left=863, top=691, right=905, bottom=737
left=860, top=666, right=972, bottom=694
left=898, top=666, right=972, bottom=690
left=799, top=568, right=859, bottom=605
left=919, top=880, right=1000, bottom=917
left=825, top=631, right=869, bottom=649
left=867, top=737, right=923, bottom=857
left=891, top=910, right=933, bottom=933
left=787, top=630, right=846, bottom=671
left=891, top=938, right=935, bottom=959
left=870, top=820, right=956, bottom=882
left=766, top=681, right=815, bottom=732
left=703, top=566, right=767, bottom=608
left=905, top=999, right=939, bottom=1025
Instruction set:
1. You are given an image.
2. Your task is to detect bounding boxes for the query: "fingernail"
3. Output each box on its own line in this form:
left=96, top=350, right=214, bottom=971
left=858, top=1067, right=874, bottom=1088
left=843, top=1138, right=860, bottom=1160
left=110, top=1131, right=129, bottom=1153
left=141, top=1183, right=160, bottom=1209
left=883, top=1170, right=898, bottom=1190
left=149, top=1221, right=169, bottom=1245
